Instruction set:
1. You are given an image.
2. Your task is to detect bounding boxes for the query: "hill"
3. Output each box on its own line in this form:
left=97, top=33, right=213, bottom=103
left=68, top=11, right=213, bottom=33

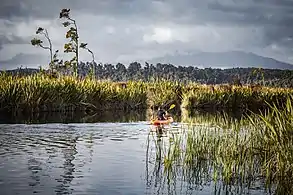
left=148, top=51, right=293, bottom=70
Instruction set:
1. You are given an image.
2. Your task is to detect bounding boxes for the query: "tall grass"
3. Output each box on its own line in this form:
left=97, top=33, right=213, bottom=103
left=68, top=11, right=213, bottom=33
left=181, top=84, right=291, bottom=111
left=0, top=73, right=148, bottom=113
left=146, top=126, right=267, bottom=194
left=247, top=95, right=293, bottom=193
left=147, top=79, right=182, bottom=109
left=0, top=73, right=292, bottom=113
left=146, top=96, right=293, bottom=194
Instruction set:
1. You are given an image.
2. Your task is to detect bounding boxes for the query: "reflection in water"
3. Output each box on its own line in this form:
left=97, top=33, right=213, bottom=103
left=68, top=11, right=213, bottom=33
left=55, top=132, right=78, bottom=195
left=0, top=109, right=148, bottom=124
left=144, top=126, right=276, bottom=195
left=181, top=108, right=253, bottom=131
left=0, top=123, right=150, bottom=195
left=0, top=110, right=288, bottom=195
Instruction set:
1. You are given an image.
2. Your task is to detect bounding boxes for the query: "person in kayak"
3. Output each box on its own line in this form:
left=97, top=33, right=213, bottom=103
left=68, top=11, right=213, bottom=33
left=157, top=107, right=167, bottom=120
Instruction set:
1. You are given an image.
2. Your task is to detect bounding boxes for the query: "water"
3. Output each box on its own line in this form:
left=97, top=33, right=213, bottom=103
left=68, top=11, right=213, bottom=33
left=0, top=111, right=272, bottom=195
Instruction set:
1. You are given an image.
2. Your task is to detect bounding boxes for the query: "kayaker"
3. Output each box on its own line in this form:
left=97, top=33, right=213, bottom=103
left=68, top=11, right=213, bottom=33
left=157, top=107, right=167, bottom=120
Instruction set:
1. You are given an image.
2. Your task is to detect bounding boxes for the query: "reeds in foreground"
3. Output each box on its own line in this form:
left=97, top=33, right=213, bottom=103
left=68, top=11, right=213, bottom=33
left=146, top=96, right=293, bottom=194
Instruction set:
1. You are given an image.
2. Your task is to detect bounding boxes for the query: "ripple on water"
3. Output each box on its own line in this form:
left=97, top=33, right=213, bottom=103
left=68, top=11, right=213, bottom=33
left=0, top=122, right=270, bottom=195
left=109, top=138, right=124, bottom=142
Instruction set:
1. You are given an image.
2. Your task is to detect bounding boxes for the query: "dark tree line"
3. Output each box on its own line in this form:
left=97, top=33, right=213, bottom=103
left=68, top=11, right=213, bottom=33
left=4, top=61, right=293, bottom=88
left=76, top=61, right=293, bottom=87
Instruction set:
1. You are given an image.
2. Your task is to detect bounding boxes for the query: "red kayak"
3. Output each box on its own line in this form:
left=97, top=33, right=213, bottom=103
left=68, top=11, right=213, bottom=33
left=150, top=117, right=174, bottom=126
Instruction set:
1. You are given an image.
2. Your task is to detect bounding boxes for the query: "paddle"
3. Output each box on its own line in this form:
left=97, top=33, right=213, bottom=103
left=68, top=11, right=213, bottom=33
left=165, top=104, right=175, bottom=119
left=168, top=104, right=175, bottom=110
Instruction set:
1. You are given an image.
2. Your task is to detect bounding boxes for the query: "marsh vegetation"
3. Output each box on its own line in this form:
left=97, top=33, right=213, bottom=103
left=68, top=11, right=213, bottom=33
left=0, top=72, right=292, bottom=114
left=1, top=7, right=292, bottom=195
left=146, top=96, right=293, bottom=195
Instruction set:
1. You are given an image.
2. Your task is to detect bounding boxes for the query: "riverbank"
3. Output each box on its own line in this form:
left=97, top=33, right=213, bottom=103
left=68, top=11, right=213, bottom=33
left=0, top=73, right=292, bottom=113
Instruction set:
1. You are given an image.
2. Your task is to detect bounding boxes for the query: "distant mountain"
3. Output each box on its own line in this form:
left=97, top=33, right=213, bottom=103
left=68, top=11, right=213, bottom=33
left=0, top=53, right=48, bottom=70
left=148, top=51, right=293, bottom=70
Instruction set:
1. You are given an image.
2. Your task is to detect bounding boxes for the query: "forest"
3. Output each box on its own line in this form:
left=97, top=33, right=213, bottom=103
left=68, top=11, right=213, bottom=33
left=8, top=61, right=293, bottom=88
left=78, top=61, right=293, bottom=86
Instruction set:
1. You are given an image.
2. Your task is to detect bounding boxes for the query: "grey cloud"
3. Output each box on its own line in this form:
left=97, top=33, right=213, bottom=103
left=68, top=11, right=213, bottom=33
left=0, top=53, right=48, bottom=70
left=0, top=0, right=293, bottom=68
left=0, top=1, right=28, bottom=18
left=0, top=34, right=31, bottom=52
left=0, top=0, right=151, bottom=20
left=1, top=0, right=293, bottom=28
left=205, top=1, right=293, bottom=26
left=0, top=35, right=30, bottom=45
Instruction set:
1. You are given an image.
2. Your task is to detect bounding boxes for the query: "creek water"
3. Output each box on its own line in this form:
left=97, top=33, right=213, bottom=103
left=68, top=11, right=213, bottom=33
left=0, top=110, right=271, bottom=195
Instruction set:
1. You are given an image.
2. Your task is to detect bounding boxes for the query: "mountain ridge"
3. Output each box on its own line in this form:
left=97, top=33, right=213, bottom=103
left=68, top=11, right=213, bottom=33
left=148, top=51, right=293, bottom=70
left=1, top=51, right=293, bottom=70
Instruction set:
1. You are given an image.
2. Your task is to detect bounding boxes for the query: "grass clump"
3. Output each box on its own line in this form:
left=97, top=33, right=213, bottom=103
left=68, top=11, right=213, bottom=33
left=0, top=74, right=148, bottom=113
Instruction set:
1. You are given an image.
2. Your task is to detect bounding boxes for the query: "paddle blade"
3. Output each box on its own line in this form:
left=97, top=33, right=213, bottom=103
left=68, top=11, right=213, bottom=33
left=169, top=104, right=175, bottom=110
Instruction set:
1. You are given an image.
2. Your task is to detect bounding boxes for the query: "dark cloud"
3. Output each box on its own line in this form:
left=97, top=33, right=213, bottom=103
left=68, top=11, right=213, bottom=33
left=0, top=1, right=28, bottom=18
left=1, top=0, right=293, bottom=69
left=0, top=0, right=150, bottom=20
left=1, top=0, right=293, bottom=29
left=0, top=0, right=291, bottom=23
left=204, top=1, right=293, bottom=26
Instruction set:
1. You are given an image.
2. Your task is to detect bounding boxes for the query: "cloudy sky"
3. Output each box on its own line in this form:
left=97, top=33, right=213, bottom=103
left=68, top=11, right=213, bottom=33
left=0, top=0, right=293, bottom=70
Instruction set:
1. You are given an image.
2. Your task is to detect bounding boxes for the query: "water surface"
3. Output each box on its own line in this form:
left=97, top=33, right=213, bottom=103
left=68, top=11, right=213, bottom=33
left=0, top=110, right=272, bottom=195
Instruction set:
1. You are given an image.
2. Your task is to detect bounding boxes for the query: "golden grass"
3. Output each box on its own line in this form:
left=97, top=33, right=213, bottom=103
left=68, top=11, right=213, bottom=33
left=0, top=73, right=292, bottom=113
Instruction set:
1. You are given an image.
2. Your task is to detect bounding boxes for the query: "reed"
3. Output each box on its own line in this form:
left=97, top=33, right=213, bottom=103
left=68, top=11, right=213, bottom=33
left=181, top=84, right=291, bottom=111
left=147, top=97, right=293, bottom=194
left=0, top=73, right=148, bottom=113
left=147, top=79, right=182, bottom=109
left=0, top=73, right=292, bottom=113
left=247, top=95, right=293, bottom=193
left=146, top=125, right=268, bottom=194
